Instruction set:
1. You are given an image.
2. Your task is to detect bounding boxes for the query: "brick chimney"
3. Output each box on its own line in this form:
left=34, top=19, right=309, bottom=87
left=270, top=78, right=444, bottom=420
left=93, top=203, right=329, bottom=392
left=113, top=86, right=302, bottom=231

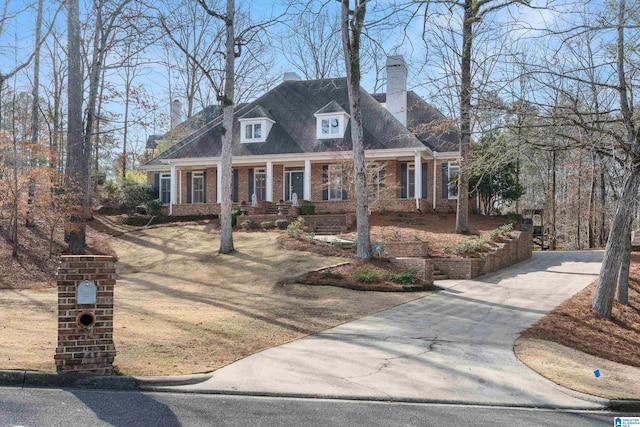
left=170, top=99, right=182, bottom=128
left=386, top=55, right=408, bottom=126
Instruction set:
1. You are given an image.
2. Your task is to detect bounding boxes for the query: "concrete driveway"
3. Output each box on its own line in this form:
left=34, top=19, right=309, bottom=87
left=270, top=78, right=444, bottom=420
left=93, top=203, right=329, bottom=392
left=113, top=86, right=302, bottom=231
left=175, top=251, right=604, bottom=408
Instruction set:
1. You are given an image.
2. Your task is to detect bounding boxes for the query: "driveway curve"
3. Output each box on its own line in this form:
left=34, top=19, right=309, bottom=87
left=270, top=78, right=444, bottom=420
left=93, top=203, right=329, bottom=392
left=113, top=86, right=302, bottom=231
left=177, top=251, right=604, bottom=408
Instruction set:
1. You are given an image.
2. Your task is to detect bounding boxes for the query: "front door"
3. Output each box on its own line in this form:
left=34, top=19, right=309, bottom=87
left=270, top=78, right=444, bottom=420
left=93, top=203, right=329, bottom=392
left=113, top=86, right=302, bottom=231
left=285, top=169, right=304, bottom=201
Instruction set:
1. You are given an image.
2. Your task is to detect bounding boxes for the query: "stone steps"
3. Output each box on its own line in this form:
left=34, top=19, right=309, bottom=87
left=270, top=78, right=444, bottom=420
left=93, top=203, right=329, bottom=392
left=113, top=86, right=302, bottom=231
left=432, top=267, right=448, bottom=280
left=313, top=225, right=345, bottom=235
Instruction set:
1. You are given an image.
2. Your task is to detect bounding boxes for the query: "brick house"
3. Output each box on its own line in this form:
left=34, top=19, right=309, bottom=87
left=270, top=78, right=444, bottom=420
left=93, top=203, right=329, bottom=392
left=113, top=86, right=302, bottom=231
left=143, top=56, right=460, bottom=216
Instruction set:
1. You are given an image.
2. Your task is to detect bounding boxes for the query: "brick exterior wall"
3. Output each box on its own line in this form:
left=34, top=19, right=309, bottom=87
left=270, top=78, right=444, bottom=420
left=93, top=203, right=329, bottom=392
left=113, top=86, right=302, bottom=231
left=146, top=157, right=462, bottom=215
left=54, top=255, right=116, bottom=375
left=429, top=231, right=533, bottom=279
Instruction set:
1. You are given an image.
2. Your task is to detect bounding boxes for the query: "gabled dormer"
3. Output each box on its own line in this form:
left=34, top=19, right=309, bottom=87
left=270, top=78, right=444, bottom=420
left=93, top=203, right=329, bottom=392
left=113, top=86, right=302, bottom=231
left=238, top=105, right=275, bottom=143
left=314, top=101, right=350, bottom=139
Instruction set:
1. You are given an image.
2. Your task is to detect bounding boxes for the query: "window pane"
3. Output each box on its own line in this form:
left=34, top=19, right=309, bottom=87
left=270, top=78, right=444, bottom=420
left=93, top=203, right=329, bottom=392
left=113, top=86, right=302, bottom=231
left=407, top=164, right=415, bottom=198
left=254, top=123, right=262, bottom=139
left=329, top=165, right=342, bottom=200
left=160, top=175, right=171, bottom=204
left=321, top=119, right=329, bottom=134
left=331, top=118, right=339, bottom=134
left=193, top=173, right=204, bottom=203
left=448, top=164, right=459, bottom=199
left=245, top=124, right=252, bottom=139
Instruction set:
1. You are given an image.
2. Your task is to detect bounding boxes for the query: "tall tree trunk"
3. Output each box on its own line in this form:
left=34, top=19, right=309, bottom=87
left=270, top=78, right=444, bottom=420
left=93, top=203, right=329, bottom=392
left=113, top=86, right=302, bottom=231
left=218, top=0, right=236, bottom=254
left=592, top=167, right=640, bottom=318
left=341, top=0, right=371, bottom=259
left=456, top=0, right=473, bottom=234
left=65, top=0, right=86, bottom=254
left=599, top=159, right=606, bottom=247
left=576, top=152, right=582, bottom=249
left=616, top=217, right=632, bottom=305
left=588, top=152, right=596, bottom=248
left=26, top=0, right=44, bottom=228
left=593, top=0, right=639, bottom=318
left=550, top=149, right=557, bottom=250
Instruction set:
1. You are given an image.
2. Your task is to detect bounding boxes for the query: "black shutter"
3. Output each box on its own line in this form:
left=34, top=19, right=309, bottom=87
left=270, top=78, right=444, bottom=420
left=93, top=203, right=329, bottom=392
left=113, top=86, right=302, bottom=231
left=421, top=163, right=428, bottom=199
left=232, top=169, right=239, bottom=202
left=379, top=168, right=385, bottom=188
left=153, top=173, right=160, bottom=199
left=400, top=163, right=407, bottom=198
left=322, top=165, right=328, bottom=200
left=203, top=171, right=207, bottom=203
left=248, top=168, right=254, bottom=201
left=186, top=172, right=192, bottom=204
left=441, top=162, right=449, bottom=199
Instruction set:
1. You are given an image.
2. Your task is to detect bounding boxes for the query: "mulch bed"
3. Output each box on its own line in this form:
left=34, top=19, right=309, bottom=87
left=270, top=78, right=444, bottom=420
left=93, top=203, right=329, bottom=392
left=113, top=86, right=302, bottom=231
left=292, top=258, right=435, bottom=292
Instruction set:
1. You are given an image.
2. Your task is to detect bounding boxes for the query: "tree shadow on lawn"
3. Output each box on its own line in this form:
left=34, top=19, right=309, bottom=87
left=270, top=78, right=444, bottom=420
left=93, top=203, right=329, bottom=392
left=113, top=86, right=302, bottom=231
left=118, top=274, right=317, bottom=335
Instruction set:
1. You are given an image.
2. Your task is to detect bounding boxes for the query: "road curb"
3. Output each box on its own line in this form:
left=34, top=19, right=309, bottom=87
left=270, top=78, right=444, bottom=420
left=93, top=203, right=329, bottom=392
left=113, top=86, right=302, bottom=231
left=0, top=370, right=211, bottom=390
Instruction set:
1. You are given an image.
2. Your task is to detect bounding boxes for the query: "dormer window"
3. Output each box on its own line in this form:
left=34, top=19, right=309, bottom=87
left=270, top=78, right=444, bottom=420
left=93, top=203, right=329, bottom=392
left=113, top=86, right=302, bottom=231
left=245, top=123, right=262, bottom=140
left=321, top=118, right=340, bottom=136
left=238, top=105, right=275, bottom=143
left=315, top=101, right=349, bottom=140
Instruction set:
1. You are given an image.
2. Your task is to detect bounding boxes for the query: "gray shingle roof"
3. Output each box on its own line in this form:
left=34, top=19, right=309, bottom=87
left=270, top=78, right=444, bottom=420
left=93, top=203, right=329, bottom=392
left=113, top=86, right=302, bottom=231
left=146, top=78, right=458, bottom=166
left=372, top=92, right=459, bottom=152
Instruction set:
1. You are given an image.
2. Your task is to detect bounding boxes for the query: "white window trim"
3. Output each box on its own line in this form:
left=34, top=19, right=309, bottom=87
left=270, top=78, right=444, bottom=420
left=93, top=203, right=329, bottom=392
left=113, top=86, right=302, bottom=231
left=159, top=173, right=171, bottom=205
left=448, top=162, right=459, bottom=200
left=328, top=164, right=344, bottom=201
left=367, top=166, right=385, bottom=200
left=238, top=117, right=274, bottom=143
left=314, top=112, right=349, bottom=139
left=254, top=168, right=266, bottom=201
left=192, top=171, right=205, bottom=204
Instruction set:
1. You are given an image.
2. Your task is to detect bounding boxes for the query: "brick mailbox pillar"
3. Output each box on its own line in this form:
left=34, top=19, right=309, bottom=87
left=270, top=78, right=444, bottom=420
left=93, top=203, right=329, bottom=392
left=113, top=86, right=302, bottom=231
left=54, top=255, right=116, bottom=375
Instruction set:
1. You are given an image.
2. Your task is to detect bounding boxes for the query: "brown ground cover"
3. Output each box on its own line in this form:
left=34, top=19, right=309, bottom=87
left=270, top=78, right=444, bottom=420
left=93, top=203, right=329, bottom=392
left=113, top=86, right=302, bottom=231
left=521, top=253, right=640, bottom=367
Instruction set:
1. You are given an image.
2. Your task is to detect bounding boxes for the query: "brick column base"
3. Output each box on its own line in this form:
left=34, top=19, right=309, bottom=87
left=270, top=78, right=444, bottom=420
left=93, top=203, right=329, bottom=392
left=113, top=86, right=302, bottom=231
left=54, top=255, right=116, bottom=375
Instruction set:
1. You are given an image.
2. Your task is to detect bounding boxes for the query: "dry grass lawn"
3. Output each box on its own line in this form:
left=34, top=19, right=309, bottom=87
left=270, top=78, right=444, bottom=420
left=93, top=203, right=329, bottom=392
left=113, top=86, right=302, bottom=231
left=0, top=225, right=426, bottom=376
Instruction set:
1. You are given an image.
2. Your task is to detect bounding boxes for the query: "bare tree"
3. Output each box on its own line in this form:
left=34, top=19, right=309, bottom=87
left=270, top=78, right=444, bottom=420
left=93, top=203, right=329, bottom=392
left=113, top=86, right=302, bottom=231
left=342, top=0, right=372, bottom=259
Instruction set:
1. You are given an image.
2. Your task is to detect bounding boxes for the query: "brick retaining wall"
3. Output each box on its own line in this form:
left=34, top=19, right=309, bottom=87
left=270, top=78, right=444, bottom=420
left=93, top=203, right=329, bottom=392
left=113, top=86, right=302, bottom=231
left=429, top=231, right=532, bottom=279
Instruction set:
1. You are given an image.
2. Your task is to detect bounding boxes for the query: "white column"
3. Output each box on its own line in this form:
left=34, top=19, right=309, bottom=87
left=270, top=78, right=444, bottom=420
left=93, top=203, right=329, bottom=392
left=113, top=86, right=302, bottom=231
left=170, top=165, right=177, bottom=216
left=433, top=158, right=437, bottom=210
left=414, top=152, right=422, bottom=210
left=216, top=162, right=222, bottom=203
left=266, top=161, right=273, bottom=202
left=304, top=159, right=311, bottom=201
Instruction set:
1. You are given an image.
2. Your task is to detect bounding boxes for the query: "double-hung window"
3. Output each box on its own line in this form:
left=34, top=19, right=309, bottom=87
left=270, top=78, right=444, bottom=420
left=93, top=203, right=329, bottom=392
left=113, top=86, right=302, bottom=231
left=192, top=172, right=205, bottom=203
left=329, top=164, right=343, bottom=200
left=448, top=162, right=459, bottom=200
left=159, top=173, right=171, bottom=204
left=245, top=123, right=262, bottom=140
left=407, top=163, right=415, bottom=198
left=321, top=118, right=340, bottom=136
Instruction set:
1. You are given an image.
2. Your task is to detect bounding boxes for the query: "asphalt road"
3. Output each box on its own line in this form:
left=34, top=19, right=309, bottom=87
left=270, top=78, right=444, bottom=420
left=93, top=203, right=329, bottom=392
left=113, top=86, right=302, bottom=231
left=0, top=387, right=621, bottom=427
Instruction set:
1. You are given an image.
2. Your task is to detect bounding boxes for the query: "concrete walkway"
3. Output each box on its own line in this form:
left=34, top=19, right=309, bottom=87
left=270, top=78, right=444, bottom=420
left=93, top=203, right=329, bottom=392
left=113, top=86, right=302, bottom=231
left=170, top=251, right=604, bottom=408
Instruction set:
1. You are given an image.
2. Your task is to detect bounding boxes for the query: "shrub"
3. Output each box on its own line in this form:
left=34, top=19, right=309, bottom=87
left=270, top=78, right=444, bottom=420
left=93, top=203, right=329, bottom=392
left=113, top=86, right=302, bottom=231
left=383, top=270, right=416, bottom=284
left=378, top=209, right=388, bottom=216
left=355, top=270, right=380, bottom=283
left=301, top=204, right=315, bottom=215
left=104, top=180, right=119, bottom=200
left=261, top=221, right=275, bottom=230
left=275, top=219, right=290, bottom=230
left=240, top=219, right=255, bottom=230
left=287, top=217, right=305, bottom=236
left=506, top=212, right=522, bottom=225
left=145, top=199, right=163, bottom=217
left=397, top=212, right=407, bottom=218
left=231, top=207, right=242, bottom=227
left=121, top=181, right=154, bottom=212
left=499, top=223, right=514, bottom=234
left=322, top=269, right=344, bottom=279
